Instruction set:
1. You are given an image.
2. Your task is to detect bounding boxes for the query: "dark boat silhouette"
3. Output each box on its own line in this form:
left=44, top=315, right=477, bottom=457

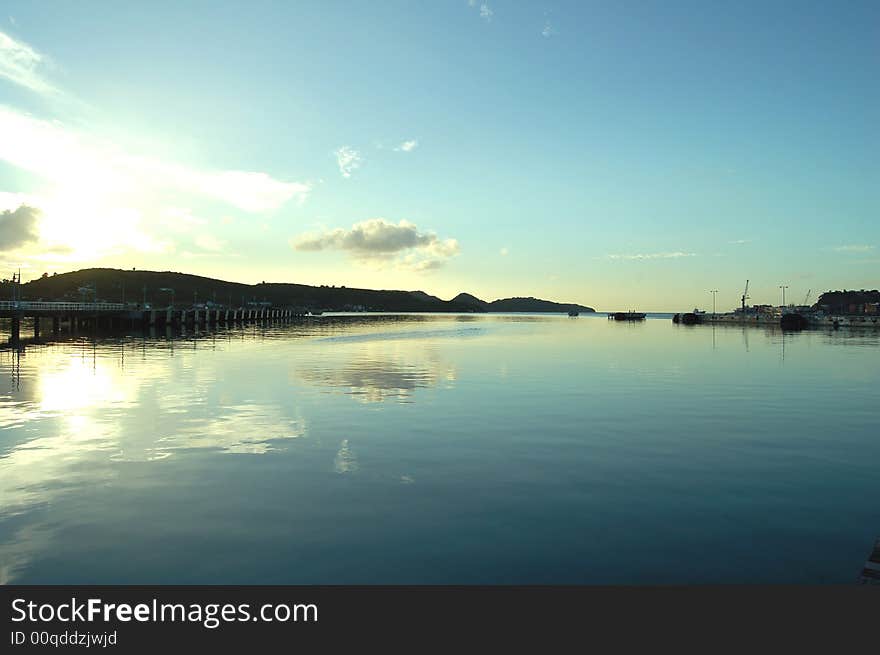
left=673, top=309, right=705, bottom=325
left=610, top=311, right=646, bottom=321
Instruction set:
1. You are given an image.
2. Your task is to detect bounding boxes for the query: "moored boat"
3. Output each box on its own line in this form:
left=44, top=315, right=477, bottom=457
left=610, top=311, right=646, bottom=321
left=673, top=308, right=706, bottom=325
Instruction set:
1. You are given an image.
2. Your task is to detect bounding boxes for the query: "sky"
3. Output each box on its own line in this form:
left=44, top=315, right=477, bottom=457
left=0, top=1, right=877, bottom=311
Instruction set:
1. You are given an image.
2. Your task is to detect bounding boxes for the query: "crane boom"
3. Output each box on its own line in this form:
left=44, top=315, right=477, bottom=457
left=741, top=279, right=750, bottom=311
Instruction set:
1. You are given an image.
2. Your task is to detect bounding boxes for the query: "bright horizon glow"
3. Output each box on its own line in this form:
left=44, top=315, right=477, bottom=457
left=0, top=2, right=877, bottom=311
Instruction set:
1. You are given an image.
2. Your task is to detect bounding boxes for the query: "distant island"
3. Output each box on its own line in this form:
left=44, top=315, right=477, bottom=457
left=5, top=268, right=596, bottom=314
left=451, top=292, right=593, bottom=314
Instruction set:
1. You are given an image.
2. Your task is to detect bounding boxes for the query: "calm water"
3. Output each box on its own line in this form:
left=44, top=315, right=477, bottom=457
left=1, top=314, right=878, bottom=584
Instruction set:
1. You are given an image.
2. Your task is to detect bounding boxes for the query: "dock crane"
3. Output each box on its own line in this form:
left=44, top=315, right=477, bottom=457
left=741, top=280, right=750, bottom=312
left=803, top=289, right=812, bottom=307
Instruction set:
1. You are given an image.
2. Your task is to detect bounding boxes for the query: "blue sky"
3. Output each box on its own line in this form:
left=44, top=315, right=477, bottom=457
left=0, top=1, right=877, bottom=310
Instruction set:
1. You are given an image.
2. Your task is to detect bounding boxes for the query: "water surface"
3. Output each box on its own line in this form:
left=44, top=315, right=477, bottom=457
left=1, top=314, right=878, bottom=584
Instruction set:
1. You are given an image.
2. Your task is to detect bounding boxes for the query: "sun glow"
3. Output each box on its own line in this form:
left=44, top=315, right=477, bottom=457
left=0, top=104, right=308, bottom=265
left=0, top=106, right=171, bottom=259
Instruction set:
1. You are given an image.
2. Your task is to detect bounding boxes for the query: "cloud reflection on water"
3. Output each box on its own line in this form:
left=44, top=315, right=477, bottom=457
left=295, top=342, right=457, bottom=404
left=0, top=339, right=309, bottom=582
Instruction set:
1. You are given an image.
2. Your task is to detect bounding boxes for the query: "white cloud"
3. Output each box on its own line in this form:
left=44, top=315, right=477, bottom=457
left=833, top=244, right=874, bottom=253
left=480, top=4, right=494, bottom=22
left=394, top=139, right=418, bottom=153
left=542, top=22, right=556, bottom=38
left=607, top=251, right=697, bottom=260
left=176, top=167, right=308, bottom=213
left=0, top=29, right=58, bottom=96
left=335, top=145, right=362, bottom=178
left=728, top=239, right=752, bottom=245
left=292, top=218, right=460, bottom=271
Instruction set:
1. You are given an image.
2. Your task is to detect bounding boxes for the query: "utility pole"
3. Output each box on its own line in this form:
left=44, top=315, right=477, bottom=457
left=709, top=289, right=718, bottom=316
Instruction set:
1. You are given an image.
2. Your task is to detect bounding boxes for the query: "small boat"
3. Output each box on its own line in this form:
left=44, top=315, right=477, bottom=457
left=610, top=311, right=646, bottom=321
left=568, top=310, right=579, bottom=317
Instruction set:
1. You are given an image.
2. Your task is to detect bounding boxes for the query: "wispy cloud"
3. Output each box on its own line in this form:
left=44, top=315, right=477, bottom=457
left=394, top=139, right=418, bottom=153
left=0, top=29, right=58, bottom=96
left=728, top=239, right=752, bottom=245
left=292, top=218, right=460, bottom=271
left=607, top=251, right=697, bottom=260
left=542, top=21, right=556, bottom=38
left=335, top=145, right=362, bottom=178
left=833, top=244, right=874, bottom=253
left=468, top=1, right=493, bottom=22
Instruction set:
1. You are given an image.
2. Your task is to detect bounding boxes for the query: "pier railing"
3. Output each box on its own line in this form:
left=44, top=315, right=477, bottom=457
left=0, top=301, right=126, bottom=311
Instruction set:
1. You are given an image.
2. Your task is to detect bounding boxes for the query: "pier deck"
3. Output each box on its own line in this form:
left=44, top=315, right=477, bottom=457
left=0, top=301, right=308, bottom=341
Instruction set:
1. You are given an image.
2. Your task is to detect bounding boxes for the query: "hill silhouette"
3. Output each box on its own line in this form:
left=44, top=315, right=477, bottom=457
left=453, top=292, right=594, bottom=313
left=7, top=268, right=595, bottom=313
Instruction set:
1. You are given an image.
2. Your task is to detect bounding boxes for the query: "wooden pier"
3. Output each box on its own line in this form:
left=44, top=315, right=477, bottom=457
left=0, top=301, right=309, bottom=341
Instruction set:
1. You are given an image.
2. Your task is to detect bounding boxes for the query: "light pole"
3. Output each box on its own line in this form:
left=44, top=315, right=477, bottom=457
left=709, top=289, right=718, bottom=316
left=779, top=285, right=789, bottom=307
